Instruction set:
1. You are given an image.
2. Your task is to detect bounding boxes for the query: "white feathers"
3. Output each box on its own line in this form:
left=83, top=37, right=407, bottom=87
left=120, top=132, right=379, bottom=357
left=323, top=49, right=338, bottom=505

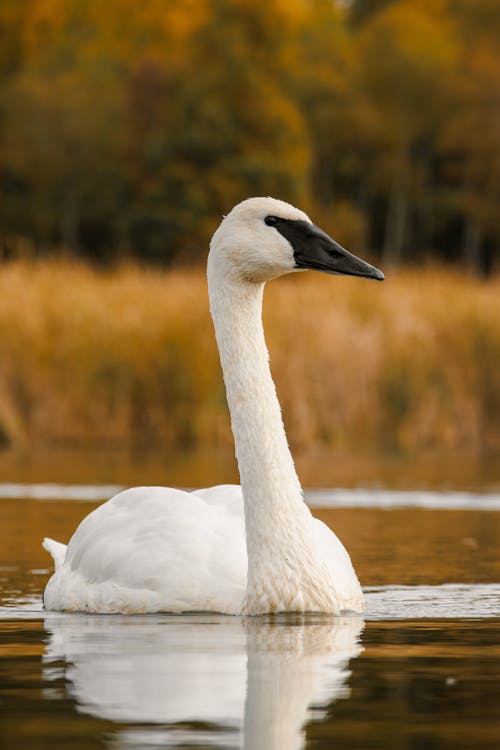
left=43, top=197, right=364, bottom=615
left=44, top=486, right=247, bottom=614
left=42, top=538, right=67, bottom=571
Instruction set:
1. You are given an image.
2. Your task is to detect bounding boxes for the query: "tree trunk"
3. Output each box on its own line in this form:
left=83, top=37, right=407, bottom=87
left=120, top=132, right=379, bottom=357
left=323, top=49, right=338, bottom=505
left=382, top=180, right=408, bottom=266
left=60, top=184, right=79, bottom=252
left=463, top=216, right=482, bottom=276
left=356, top=177, right=372, bottom=253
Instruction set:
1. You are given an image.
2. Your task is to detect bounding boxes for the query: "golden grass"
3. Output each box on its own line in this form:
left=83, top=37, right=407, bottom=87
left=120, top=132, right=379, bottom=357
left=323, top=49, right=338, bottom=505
left=0, top=260, right=499, bottom=452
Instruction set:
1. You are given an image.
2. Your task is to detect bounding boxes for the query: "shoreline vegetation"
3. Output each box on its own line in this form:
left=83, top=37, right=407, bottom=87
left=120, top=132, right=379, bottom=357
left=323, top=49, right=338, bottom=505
left=0, top=260, right=499, bottom=454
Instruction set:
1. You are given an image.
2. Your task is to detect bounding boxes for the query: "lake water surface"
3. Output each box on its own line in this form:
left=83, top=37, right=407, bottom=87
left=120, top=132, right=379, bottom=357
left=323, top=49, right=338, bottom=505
left=0, top=449, right=499, bottom=749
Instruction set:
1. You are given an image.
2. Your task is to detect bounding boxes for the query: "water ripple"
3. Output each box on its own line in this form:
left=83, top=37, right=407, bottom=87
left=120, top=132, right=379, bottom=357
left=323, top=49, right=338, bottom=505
left=364, top=583, right=500, bottom=620
left=0, top=483, right=499, bottom=509
left=306, top=488, right=500, bottom=510
left=2, top=584, right=499, bottom=622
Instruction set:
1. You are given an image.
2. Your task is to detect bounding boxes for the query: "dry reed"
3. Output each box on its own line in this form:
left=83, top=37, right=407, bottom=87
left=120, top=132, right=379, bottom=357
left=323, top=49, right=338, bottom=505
left=0, top=260, right=498, bottom=453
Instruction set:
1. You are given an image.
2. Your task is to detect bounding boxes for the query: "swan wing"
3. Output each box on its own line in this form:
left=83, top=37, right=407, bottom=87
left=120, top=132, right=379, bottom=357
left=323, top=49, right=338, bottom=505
left=43, top=485, right=247, bottom=614
left=191, top=483, right=243, bottom=514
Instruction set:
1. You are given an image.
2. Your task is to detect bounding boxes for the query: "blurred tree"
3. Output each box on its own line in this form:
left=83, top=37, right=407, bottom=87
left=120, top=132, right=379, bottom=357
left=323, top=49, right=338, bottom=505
left=452, top=0, right=500, bottom=35
left=125, top=0, right=309, bottom=262
left=293, top=1, right=373, bottom=250
left=356, top=0, right=457, bottom=265
left=439, top=43, right=500, bottom=276
left=0, top=1, right=27, bottom=76
left=0, top=0, right=309, bottom=262
left=1, top=0, right=128, bottom=256
left=295, top=2, right=352, bottom=206
left=0, top=0, right=499, bottom=272
left=2, top=68, right=125, bottom=255
left=348, top=0, right=398, bottom=26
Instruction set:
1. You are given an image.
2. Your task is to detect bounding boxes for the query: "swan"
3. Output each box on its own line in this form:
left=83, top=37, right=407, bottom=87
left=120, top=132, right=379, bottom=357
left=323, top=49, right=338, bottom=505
left=43, top=196, right=383, bottom=615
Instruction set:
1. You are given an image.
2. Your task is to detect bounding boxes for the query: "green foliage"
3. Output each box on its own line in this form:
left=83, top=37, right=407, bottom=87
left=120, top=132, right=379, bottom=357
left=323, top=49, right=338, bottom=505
left=0, top=0, right=499, bottom=273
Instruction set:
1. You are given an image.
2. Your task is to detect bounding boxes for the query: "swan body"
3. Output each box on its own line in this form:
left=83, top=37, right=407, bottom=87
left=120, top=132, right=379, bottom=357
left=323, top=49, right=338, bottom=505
left=43, top=484, right=362, bottom=614
left=43, top=196, right=383, bottom=615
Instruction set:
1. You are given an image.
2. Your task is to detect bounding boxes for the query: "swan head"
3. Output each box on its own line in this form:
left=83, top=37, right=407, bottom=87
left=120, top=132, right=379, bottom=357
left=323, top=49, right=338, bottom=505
left=209, top=196, right=384, bottom=283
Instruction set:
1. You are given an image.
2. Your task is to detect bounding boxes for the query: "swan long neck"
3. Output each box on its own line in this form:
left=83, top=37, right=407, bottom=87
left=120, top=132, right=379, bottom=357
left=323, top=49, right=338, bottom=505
left=208, top=256, right=339, bottom=615
left=208, top=265, right=303, bottom=518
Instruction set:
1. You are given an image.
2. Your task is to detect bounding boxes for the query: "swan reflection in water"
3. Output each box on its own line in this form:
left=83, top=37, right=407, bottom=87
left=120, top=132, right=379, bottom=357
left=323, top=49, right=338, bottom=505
left=43, top=613, right=363, bottom=749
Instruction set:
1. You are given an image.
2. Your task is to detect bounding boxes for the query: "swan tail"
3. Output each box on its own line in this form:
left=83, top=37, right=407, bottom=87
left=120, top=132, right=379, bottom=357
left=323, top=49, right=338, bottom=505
left=43, top=537, right=67, bottom=571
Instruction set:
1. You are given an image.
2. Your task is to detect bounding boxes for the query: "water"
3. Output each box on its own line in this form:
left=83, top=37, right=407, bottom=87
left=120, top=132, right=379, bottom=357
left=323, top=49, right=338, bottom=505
left=0, top=451, right=499, bottom=749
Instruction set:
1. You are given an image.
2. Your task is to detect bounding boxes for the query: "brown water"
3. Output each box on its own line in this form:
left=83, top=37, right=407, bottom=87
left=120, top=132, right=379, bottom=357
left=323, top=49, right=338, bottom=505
left=0, top=445, right=498, bottom=492
left=0, top=448, right=499, bottom=749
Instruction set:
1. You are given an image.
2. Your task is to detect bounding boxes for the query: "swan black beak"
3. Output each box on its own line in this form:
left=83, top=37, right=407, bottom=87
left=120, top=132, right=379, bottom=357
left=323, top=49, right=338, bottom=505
left=276, top=219, right=384, bottom=281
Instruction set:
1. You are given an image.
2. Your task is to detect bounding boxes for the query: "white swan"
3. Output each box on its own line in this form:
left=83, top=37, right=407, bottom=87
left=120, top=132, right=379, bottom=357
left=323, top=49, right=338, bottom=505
left=43, top=196, right=383, bottom=615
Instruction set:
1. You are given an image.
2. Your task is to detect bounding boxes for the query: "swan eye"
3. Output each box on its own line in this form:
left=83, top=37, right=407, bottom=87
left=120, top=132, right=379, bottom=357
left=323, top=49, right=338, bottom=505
left=264, top=215, right=279, bottom=227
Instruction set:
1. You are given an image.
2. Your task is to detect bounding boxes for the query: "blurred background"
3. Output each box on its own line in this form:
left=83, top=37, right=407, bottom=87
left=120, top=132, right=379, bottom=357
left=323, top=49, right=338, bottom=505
left=0, top=0, right=499, bottom=487
left=2, top=0, right=500, bottom=272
